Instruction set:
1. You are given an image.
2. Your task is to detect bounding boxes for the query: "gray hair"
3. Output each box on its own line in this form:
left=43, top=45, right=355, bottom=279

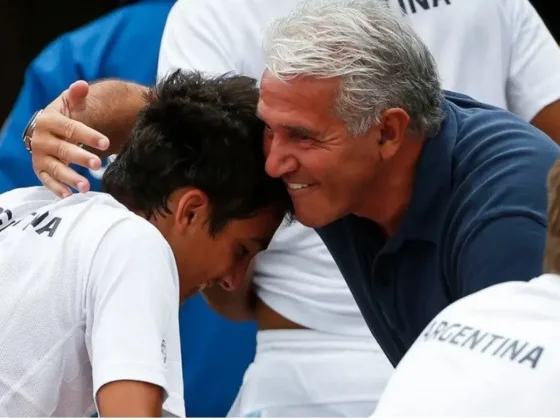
left=263, top=0, right=444, bottom=136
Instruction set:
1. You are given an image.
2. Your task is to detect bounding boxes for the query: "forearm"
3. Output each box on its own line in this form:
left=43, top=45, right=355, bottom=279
left=76, top=80, right=149, bottom=157
left=531, top=99, right=560, bottom=145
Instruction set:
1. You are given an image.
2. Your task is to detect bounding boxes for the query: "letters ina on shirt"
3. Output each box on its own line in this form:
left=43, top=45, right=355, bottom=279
left=0, top=207, right=62, bottom=238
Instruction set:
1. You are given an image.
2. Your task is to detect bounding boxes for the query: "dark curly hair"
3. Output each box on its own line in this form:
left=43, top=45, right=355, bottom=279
left=102, top=70, right=292, bottom=235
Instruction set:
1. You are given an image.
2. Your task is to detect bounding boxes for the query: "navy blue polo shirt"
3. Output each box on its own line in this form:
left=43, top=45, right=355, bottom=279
left=316, top=91, right=560, bottom=367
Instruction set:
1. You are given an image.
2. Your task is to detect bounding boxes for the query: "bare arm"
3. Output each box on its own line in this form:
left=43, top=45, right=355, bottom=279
left=200, top=259, right=257, bottom=321
left=531, top=99, right=560, bottom=144
left=97, top=380, right=163, bottom=417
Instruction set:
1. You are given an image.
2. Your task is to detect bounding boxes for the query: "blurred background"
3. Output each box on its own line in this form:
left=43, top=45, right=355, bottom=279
left=0, top=0, right=134, bottom=123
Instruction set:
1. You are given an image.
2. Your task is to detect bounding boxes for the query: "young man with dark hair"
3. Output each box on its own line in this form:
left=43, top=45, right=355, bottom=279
left=0, top=70, right=291, bottom=417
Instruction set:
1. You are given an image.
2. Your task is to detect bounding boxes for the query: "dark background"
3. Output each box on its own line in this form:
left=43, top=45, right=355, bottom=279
left=0, top=0, right=124, bottom=123
left=0, top=0, right=558, bottom=124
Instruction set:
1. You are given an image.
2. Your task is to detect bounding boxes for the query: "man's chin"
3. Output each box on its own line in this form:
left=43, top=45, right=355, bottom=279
left=293, top=206, right=338, bottom=228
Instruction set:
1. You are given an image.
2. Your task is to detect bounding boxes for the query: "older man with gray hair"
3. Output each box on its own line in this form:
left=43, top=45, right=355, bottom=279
left=257, top=0, right=559, bottom=365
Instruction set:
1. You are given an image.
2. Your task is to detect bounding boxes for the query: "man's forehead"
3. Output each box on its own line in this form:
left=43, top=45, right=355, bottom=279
left=260, top=72, right=339, bottom=104
left=257, top=85, right=335, bottom=131
left=257, top=104, right=322, bottom=136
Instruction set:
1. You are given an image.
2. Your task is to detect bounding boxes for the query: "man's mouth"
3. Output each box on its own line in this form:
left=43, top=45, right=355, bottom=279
left=286, top=182, right=313, bottom=190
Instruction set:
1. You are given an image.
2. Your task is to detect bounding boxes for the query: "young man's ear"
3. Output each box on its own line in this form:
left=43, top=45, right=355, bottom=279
left=173, top=188, right=209, bottom=233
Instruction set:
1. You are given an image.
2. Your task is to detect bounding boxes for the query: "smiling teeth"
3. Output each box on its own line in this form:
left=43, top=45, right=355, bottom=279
left=287, top=183, right=310, bottom=190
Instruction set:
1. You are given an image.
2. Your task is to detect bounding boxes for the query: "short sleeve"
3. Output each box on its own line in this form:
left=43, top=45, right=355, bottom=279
left=85, top=218, right=185, bottom=417
left=157, top=0, right=239, bottom=81
left=504, top=0, right=560, bottom=121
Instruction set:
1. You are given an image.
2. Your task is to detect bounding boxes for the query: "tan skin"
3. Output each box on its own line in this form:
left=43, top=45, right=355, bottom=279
left=532, top=100, right=560, bottom=144
left=97, top=381, right=164, bottom=417
left=258, top=72, right=424, bottom=234
left=154, top=188, right=285, bottom=301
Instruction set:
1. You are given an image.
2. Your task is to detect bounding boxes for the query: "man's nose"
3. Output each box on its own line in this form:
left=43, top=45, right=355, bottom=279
left=264, top=135, right=298, bottom=178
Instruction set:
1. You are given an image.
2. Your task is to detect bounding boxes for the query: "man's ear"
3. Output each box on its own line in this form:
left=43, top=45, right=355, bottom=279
left=377, top=107, right=410, bottom=161
left=173, top=188, right=209, bottom=234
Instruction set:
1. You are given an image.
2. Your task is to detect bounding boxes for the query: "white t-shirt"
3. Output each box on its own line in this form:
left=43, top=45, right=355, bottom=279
left=373, top=273, right=560, bottom=417
left=0, top=187, right=184, bottom=417
left=157, top=0, right=560, bottom=334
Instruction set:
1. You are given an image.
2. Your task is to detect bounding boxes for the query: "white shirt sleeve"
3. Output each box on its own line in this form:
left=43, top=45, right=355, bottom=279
left=504, top=0, right=560, bottom=121
left=85, top=217, right=185, bottom=417
left=157, top=0, right=240, bottom=80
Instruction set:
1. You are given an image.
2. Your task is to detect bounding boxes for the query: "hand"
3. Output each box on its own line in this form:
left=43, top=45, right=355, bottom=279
left=31, top=81, right=110, bottom=197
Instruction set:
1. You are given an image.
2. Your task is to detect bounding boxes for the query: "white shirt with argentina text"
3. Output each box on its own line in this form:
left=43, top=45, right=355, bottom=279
left=374, top=274, right=560, bottom=417
left=0, top=187, right=184, bottom=417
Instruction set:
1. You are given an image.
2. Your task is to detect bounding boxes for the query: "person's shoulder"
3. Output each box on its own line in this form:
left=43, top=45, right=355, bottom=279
left=82, top=196, right=176, bottom=285
left=102, top=209, right=168, bottom=251
left=444, top=91, right=558, bottom=216
left=448, top=90, right=558, bottom=153
left=0, top=186, right=51, bottom=203
left=57, top=192, right=166, bottom=252
left=62, top=192, right=133, bottom=222
left=432, top=274, right=560, bottom=334
left=440, top=279, right=532, bottom=315
left=81, top=194, right=167, bottom=247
